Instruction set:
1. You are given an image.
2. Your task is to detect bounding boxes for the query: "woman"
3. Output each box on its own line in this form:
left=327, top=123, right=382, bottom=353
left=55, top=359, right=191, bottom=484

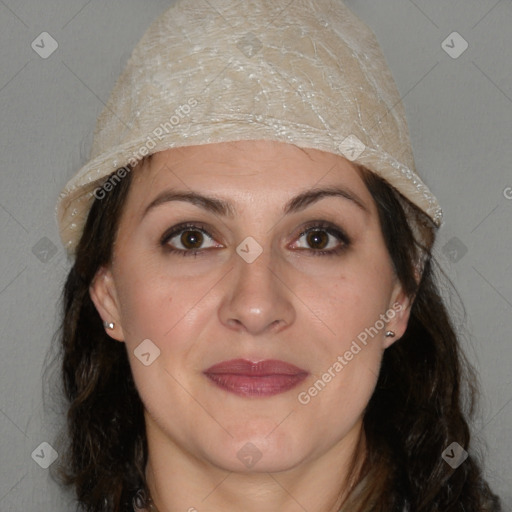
left=53, top=0, right=502, bottom=510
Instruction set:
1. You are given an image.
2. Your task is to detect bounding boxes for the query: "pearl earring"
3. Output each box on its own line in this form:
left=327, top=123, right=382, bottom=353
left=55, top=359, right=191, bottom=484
left=385, top=330, right=395, bottom=338
left=104, top=321, right=115, bottom=330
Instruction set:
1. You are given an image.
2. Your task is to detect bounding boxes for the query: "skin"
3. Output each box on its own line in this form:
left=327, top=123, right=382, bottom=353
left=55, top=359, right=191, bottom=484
left=90, top=140, right=413, bottom=512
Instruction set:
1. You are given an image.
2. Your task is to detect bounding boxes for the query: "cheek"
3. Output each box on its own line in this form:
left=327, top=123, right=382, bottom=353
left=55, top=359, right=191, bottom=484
left=298, top=255, right=393, bottom=342
left=112, top=256, right=179, bottom=350
left=114, top=267, right=201, bottom=407
left=114, top=257, right=220, bottom=352
left=294, top=257, right=392, bottom=410
left=298, top=289, right=386, bottom=441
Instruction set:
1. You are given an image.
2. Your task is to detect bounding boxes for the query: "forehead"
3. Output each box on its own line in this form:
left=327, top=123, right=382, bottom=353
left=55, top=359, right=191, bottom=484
left=131, top=140, right=370, bottom=200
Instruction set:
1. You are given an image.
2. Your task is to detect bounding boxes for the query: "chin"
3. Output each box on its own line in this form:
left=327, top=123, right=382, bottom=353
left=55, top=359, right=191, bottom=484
left=205, top=426, right=308, bottom=474
left=211, top=447, right=304, bottom=474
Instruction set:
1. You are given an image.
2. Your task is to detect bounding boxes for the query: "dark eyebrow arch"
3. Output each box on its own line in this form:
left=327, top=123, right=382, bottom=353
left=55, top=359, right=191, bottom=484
left=142, top=186, right=369, bottom=220
left=284, top=186, right=369, bottom=216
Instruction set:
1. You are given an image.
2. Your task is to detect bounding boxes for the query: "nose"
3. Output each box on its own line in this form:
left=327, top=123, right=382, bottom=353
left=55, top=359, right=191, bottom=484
left=218, top=243, right=296, bottom=336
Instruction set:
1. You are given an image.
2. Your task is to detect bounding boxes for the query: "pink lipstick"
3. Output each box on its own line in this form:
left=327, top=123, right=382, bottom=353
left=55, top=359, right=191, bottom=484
left=203, top=359, right=309, bottom=397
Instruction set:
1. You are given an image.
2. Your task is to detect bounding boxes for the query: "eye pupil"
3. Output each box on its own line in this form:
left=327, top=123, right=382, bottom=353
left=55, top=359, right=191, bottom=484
left=307, top=230, right=328, bottom=249
left=181, top=230, right=203, bottom=249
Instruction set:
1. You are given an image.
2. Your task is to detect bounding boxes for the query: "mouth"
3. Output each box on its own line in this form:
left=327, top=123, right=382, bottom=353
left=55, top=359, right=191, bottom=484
left=203, top=358, right=309, bottom=398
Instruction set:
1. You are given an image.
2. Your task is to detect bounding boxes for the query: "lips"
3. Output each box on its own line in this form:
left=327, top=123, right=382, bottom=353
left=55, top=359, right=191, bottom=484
left=203, top=359, right=309, bottom=398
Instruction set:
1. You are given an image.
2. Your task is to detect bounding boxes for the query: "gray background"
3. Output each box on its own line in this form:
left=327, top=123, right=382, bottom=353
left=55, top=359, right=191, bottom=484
left=0, top=0, right=511, bottom=510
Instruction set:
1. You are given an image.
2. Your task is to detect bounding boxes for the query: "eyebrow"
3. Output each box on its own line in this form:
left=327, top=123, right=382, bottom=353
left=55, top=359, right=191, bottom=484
left=142, top=185, right=370, bottom=220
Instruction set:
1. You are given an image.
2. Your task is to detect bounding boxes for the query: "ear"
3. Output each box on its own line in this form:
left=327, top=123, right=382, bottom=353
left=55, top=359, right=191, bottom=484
left=89, top=266, right=126, bottom=342
left=383, top=278, right=415, bottom=349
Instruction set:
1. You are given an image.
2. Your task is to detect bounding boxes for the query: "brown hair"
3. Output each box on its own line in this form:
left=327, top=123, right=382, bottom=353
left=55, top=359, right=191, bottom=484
left=49, top=157, right=502, bottom=511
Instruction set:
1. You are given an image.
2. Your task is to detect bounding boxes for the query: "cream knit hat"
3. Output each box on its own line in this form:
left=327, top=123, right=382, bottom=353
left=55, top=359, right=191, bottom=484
left=56, top=0, right=443, bottom=258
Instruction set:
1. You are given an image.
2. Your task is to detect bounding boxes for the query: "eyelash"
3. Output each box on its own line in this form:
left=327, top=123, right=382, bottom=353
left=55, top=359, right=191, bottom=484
left=159, top=221, right=351, bottom=258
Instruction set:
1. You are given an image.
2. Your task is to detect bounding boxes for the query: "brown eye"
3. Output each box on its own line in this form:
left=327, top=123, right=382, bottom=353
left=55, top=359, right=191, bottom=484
left=160, top=223, right=221, bottom=256
left=292, top=222, right=351, bottom=256
left=305, top=230, right=329, bottom=250
left=180, top=230, right=204, bottom=249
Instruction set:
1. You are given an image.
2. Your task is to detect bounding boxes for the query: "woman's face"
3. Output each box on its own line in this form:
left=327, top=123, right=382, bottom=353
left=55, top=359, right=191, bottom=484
left=91, top=140, right=411, bottom=474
